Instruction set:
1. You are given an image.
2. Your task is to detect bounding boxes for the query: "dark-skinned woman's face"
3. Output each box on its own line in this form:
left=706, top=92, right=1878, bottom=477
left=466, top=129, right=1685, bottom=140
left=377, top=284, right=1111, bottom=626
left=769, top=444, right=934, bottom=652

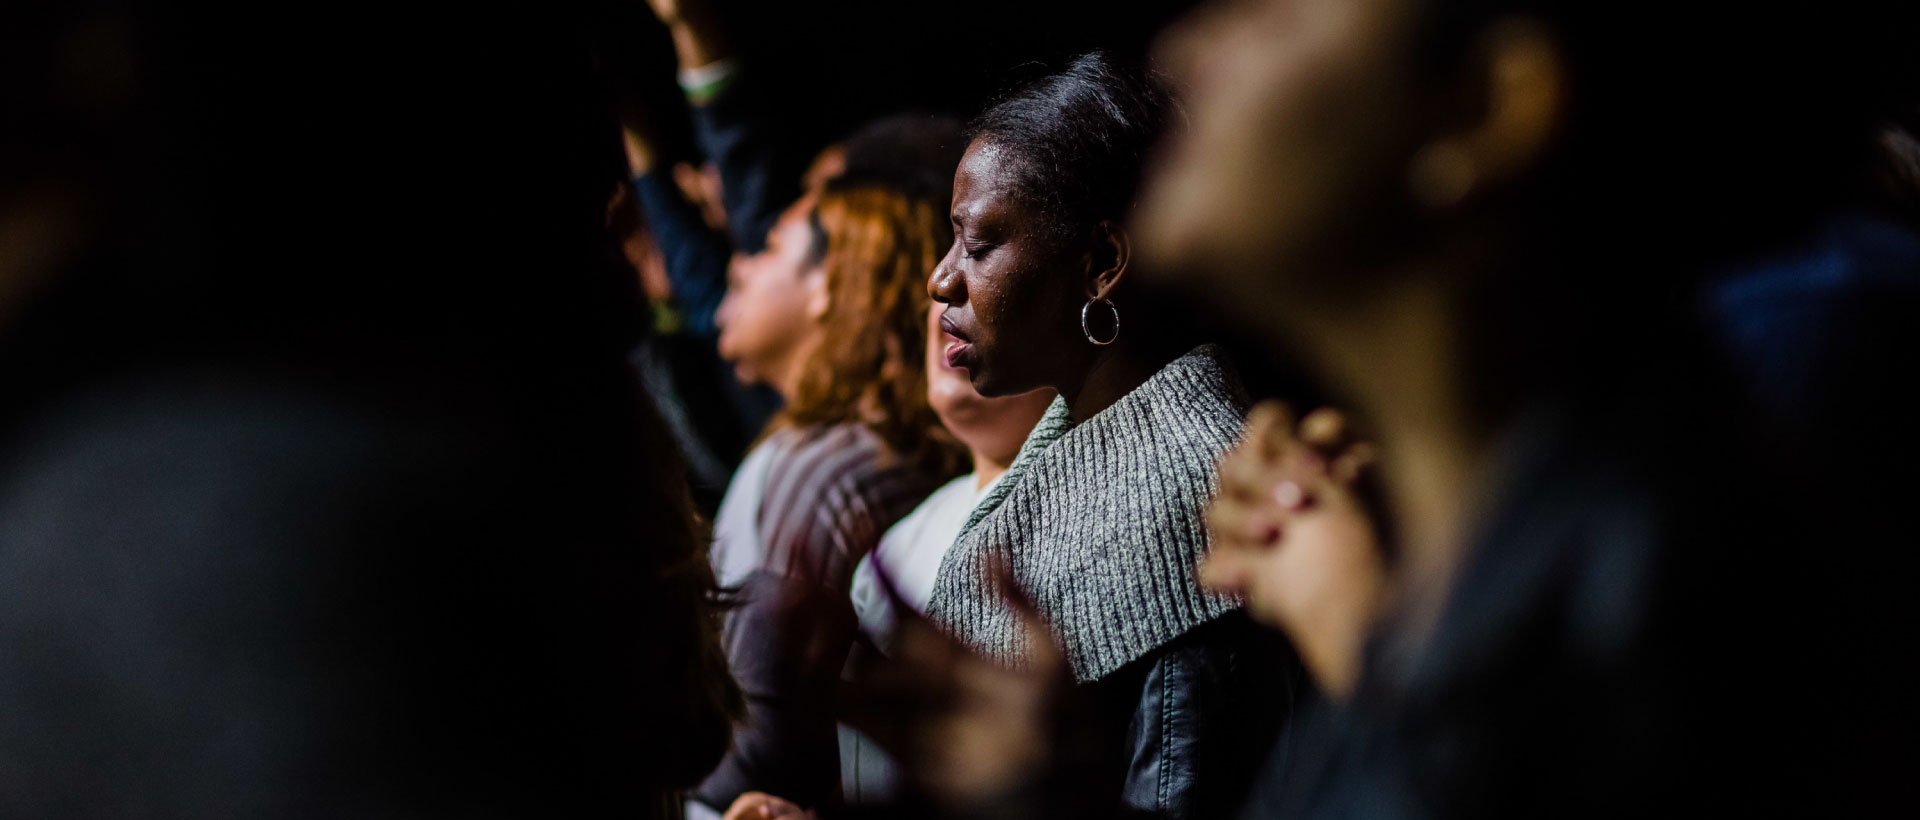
left=928, top=139, right=1087, bottom=398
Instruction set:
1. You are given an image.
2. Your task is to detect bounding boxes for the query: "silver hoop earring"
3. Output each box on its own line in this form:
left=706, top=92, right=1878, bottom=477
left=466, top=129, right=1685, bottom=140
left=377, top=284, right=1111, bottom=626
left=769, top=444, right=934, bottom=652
left=1081, top=297, right=1119, bottom=346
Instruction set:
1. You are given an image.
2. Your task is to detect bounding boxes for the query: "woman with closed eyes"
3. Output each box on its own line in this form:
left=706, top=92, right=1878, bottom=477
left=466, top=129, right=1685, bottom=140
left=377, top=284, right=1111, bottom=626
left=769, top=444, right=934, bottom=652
left=917, top=53, right=1298, bottom=820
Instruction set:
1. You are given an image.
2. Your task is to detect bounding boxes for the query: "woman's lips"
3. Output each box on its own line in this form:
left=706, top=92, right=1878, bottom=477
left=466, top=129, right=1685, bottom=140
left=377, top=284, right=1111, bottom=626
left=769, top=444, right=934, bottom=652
left=944, top=338, right=972, bottom=370
left=938, top=312, right=970, bottom=342
left=938, top=312, right=974, bottom=370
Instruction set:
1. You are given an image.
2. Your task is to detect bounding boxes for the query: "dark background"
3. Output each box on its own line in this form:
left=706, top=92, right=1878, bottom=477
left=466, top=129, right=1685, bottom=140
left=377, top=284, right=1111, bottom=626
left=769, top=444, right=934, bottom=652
left=599, top=0, right=1206, bottom=167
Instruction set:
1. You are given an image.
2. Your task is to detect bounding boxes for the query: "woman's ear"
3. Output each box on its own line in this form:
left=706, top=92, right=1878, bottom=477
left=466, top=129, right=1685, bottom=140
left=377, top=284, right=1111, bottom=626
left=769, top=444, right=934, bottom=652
left=804, top=267, right=831, bottom=322
left=1086, top=219, right=1133, bottom=300
left=1407, top=18, right=1565, bottom=209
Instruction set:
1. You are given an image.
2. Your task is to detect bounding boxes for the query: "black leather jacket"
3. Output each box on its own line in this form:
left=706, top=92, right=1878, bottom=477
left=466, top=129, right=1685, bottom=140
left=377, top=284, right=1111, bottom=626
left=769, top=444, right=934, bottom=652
left=1084, top=613, right=1303, bottom=820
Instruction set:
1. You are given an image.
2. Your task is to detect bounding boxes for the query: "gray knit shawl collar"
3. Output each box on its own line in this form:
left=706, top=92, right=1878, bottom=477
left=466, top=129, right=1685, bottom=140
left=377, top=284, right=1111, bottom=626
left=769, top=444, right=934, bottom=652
left=927, top=344, right=1247, bottom=682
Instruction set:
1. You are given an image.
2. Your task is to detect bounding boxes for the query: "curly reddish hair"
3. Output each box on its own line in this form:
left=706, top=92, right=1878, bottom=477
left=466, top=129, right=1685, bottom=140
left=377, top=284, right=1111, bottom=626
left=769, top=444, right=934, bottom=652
left=773, top=181, right=966, bottom=479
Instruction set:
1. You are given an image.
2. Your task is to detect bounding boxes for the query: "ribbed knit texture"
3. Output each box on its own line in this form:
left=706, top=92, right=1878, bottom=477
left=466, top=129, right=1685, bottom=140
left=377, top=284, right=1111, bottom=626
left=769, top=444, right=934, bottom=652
left=926, top=345, right=1248, bottom=683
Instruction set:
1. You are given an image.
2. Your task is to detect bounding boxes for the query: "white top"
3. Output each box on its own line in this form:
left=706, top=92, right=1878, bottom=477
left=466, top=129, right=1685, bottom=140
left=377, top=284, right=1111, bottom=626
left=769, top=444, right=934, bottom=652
left=848, top=472, right=995, bottom=652
left=687, top=439, right=781, bottom=820
left=707, top=436, right=782, bottom=589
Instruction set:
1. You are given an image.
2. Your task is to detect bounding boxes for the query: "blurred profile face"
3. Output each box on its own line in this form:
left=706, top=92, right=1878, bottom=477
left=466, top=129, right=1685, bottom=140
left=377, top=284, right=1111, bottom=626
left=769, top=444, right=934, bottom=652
left=924, top=302, right=1056, bottom=465
left=716, top=197, right=824, bottom=390
left=1138, top=0, right=1422, bottom=331
left=928, top=140, right=1088, bottom=398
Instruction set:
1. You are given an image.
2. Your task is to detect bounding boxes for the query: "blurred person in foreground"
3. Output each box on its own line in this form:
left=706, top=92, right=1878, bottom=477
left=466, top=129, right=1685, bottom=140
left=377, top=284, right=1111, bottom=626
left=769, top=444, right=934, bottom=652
left=694, top=178, right=966, bottom=817
left=1136, top=0, right=1918, bottom=816
left=2, top=1, right=736, bottom=816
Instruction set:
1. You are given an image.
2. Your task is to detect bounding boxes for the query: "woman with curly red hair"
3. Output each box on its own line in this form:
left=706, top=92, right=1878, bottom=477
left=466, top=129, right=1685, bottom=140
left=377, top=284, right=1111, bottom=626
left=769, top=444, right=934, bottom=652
left=696, top=176, right=965, bottom=818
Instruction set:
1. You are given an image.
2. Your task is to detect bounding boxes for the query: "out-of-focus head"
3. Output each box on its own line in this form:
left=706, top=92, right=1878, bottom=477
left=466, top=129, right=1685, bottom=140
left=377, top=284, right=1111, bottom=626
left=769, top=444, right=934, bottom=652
left=805, top=113, right=965, bottom=208
left=928, top=54, right=1172, bottom=398
left=923, top=301, right=1055, bottom=468
left=839, top=113, right=967, bottom=207
left=782, top=181, right=966, bottom=477
left=1140, top=0, right=1910, bottom=338
left=716, top=196, right=827, bottom=391
left=1140, top=0, right=1428, bottom=319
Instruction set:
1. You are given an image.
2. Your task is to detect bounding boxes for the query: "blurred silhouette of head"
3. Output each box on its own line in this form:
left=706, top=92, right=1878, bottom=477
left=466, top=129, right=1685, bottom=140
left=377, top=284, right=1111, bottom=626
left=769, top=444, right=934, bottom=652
left=1141, top=0, right=1912, bottom=361
left=839, top=113, right=967, bottom=206
left=2, top=1, right=737, bottom=816
left=716, top=195, right=828, bottom=392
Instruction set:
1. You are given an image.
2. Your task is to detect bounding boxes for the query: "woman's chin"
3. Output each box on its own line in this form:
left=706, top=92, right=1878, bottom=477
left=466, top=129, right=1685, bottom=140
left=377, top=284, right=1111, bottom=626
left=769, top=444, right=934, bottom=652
left=964, top=367, right=1001, bottom=396
left=724, top=359, right=760, bottom=387
left=970, top=370, right=1036, bottom=401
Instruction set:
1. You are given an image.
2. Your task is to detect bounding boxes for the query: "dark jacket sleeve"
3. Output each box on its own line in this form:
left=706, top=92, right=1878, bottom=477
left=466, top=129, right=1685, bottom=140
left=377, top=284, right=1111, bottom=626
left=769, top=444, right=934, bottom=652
left=690, top=71, right=800, bottom=256
left=694, top=570, right=854, bottom=812
left=1113, top=615, right=1303, bottom=820
left=632, top=171, right=728, bottom=339
left=693, top=433, right=932, bottom=813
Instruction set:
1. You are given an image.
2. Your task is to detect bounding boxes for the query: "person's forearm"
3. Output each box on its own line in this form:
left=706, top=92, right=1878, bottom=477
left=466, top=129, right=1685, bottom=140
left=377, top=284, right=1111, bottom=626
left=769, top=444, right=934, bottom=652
left=653, top=0, right=730, bottom=72
left=633, top=172, right=727, bottom=337
left=690, top=73, right=794, bottom=255
left=622, top=128, right=655, bottom=176
left=666, top=19, right=728, bottom=70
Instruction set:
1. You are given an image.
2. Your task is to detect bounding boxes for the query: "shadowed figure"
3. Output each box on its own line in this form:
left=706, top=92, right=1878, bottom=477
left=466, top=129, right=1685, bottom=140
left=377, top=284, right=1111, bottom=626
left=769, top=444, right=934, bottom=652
left=2, top=1, right=737, bottom=816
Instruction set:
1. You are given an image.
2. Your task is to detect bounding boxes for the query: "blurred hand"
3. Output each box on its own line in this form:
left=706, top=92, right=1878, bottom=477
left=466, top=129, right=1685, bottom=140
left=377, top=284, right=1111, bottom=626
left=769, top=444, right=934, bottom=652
left=722, top=791, right=814, bottom=820
left=621, top=126, right=656, bottom=176
left=642, top=0, right=684, bottom=25
left=1202, top=402, right=1385, bottom=698
left=643, top=0, right=728, bottom=69
left=843, top=564, right=1073, bottom=810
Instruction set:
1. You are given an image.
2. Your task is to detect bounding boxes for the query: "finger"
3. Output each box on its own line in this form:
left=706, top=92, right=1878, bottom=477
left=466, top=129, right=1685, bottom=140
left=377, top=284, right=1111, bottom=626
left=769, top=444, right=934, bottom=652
left=762, top=795, right=807, bottom=818
left=1218, top=439, right=1286, bottom=502
left=1328, top=442, right=1377, bottom=485
left=1297, top=407, right=1352, bottom=454
left=987, top=559, right=1068, bottom=678
left=1198, top=549, right=1255, bottom=596
left=722, top=793, right=770, bottom=820
left=1207, top=494, right=1281, bottom=548
left=985, top=555, right=1035, bottom=622
left=1243, top=400, right=1298, bottom=462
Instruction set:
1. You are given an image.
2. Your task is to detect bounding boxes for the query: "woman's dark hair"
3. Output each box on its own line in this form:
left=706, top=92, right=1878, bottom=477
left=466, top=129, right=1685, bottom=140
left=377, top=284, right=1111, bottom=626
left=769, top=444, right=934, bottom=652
left=839, top=112, right=968, bottom=207
left=967, top=52, right=1175, bottom=241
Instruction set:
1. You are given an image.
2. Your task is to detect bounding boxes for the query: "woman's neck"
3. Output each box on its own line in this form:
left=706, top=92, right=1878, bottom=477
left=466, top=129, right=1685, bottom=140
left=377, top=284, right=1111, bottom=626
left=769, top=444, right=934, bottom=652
left=769, top=334, right=821, bottom=404
left=1060, top=344, right=1168, bottom=424
left=970, top=447, right=1018, bottom=491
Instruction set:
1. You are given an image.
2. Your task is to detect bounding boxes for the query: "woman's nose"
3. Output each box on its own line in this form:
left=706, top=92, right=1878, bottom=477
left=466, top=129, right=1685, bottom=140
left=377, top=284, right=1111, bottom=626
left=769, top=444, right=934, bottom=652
left=928, top=249, right=963, bottom=305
